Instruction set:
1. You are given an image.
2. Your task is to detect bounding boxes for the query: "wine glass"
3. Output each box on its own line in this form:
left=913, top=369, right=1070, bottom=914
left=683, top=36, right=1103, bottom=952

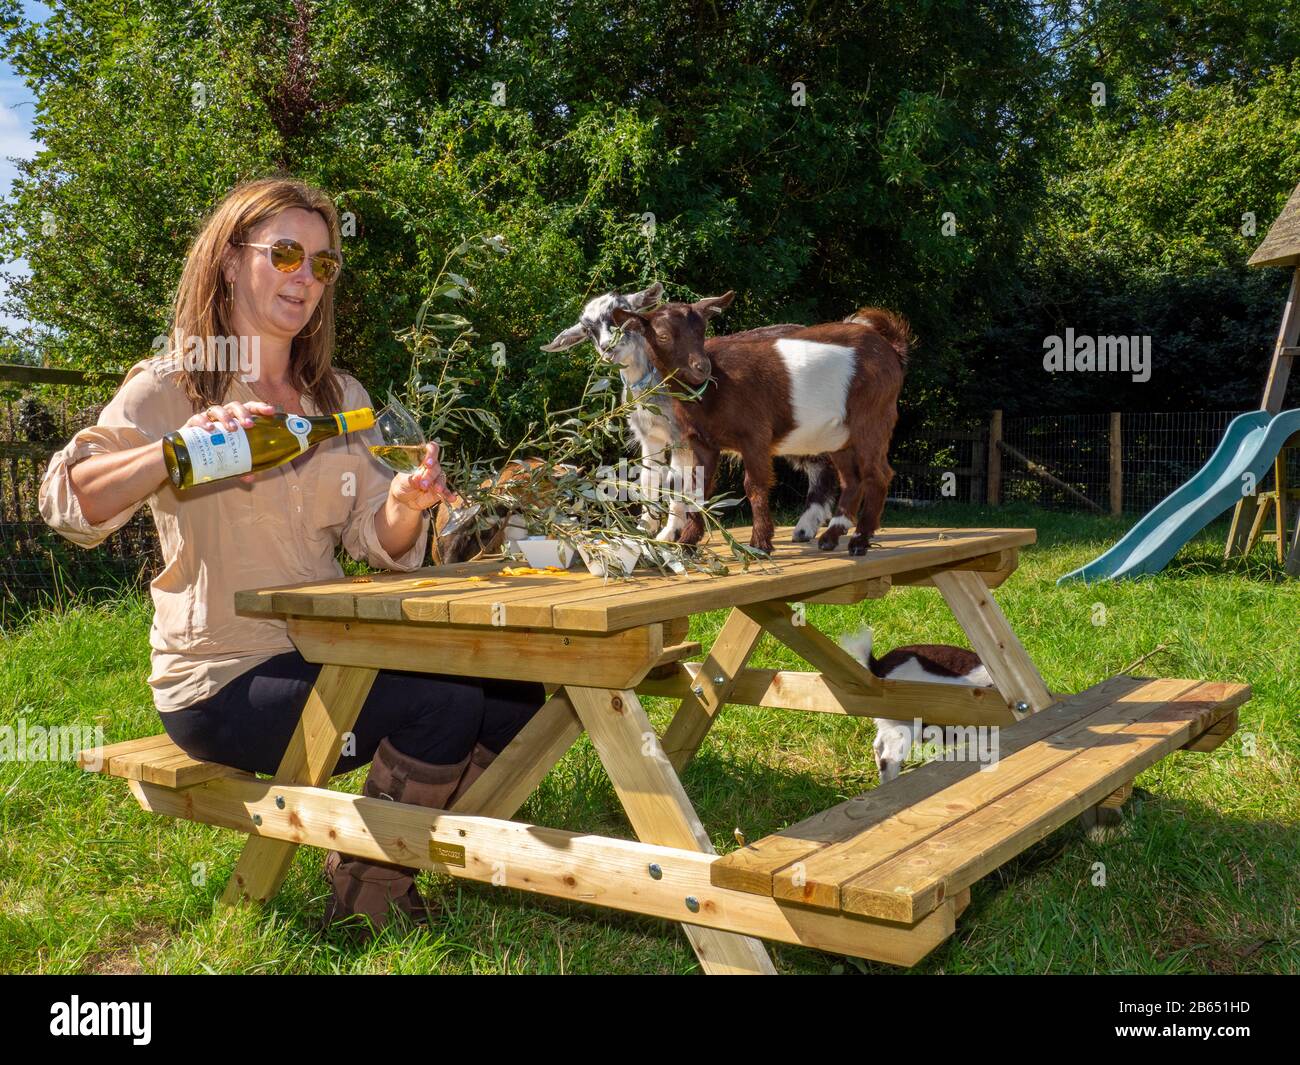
left=369, top=394, right=481, bottom=535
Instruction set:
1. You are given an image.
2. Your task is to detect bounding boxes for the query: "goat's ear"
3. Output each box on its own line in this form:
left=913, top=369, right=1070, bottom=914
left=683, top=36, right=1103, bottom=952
left=693, top=290, right=735, bottom=319
left=610, top=307, right=645, bottom=332
left=626, top=281, right=664, bottom=310
left=539, top=324, right=588, bottom=352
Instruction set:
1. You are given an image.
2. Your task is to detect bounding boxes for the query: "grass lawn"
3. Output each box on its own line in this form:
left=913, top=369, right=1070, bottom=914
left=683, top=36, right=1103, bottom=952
left=1, top=501, right=1296, bottom=974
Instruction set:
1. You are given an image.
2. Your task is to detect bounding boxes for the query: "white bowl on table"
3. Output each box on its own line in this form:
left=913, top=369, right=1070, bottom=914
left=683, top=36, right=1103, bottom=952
left=515, top=536, right=578, bottom=569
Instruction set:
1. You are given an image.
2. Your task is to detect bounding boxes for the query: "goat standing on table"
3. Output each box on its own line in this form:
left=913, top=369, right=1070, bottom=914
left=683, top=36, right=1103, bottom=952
left=610, top=292, right=911, bottom=555
left=541, top=282, right=839, bottom=543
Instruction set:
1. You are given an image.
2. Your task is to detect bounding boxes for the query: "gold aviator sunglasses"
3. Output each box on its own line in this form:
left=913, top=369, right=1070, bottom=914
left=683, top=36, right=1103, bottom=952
left=231, top=238, right=343, bottom=284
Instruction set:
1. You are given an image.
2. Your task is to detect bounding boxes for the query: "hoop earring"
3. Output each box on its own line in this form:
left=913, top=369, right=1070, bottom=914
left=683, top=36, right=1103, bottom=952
left=299, top=307, right=324, bottom=339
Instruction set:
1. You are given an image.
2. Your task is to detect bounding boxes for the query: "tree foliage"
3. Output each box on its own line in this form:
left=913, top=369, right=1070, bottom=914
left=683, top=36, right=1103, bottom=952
left=0, top=0, right=1297, bottom=444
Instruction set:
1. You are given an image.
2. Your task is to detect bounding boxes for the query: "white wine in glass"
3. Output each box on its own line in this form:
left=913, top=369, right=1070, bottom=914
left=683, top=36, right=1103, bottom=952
left=370, top=397, right=481, bottom=535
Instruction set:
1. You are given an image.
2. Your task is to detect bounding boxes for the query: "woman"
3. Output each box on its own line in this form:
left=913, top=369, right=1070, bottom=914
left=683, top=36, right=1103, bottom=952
left=38, top=176, right=546, bottom=933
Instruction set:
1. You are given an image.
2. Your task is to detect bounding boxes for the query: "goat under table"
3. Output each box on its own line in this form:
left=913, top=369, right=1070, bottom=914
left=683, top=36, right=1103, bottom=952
left=80, top=526, right=1247, bottom=973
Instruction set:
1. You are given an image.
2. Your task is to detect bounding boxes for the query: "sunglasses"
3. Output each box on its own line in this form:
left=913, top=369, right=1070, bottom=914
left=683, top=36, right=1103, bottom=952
left=231, top=238, right=343, bottom=284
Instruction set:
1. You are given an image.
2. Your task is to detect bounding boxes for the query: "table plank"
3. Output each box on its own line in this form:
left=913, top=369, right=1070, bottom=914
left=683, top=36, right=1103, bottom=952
left=234, top=526, right=1037, bottom=633
left=387, top=529, right=872, bottom=626
left=710, top=675, right=1144, bottom=897
left=555, top=529, right=1036, bottom=632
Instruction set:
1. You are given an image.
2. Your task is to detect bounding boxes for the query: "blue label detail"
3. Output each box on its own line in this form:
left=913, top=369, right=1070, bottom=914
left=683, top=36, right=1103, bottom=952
left=337, top=413, right=347, bottom=432
left=287, top=415, right=311, bottom=435
left=210, top=432, right=225, bottom=445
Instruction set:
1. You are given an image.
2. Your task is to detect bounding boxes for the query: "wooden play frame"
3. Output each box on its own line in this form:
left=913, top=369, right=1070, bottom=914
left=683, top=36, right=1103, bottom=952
left=1226, top=178, right=1300, bottom=573
left=82, top=526, right=1247, bottom=974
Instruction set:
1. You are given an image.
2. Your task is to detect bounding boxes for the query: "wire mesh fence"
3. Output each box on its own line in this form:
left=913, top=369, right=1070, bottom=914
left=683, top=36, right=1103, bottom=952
left=0, top=373, right=162, bottom=608
left=997, top=410, right=1300, bottom=514
left=885, top=409, right=1299, bottom=517
left=887, top=425, right=989, bottom=507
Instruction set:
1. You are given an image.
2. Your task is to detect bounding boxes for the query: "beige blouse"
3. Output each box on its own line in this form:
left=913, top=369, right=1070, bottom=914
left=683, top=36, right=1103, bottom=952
left=38, top=354, right=430, bottom=712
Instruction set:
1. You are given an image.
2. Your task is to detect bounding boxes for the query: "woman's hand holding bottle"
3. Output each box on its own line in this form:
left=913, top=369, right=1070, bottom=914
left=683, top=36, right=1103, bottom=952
left=184, top=400, right=278, bottom=484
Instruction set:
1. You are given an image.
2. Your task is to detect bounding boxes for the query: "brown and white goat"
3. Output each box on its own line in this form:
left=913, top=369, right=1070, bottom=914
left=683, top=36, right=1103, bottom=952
left=610, top=293, right=910, bottom=555
left=541, top=282, right=838, bottom=543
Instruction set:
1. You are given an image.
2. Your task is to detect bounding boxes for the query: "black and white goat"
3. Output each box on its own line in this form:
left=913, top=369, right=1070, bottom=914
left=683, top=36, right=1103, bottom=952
left=840, top=626, right=994, bottom=783
left=541, top=282, right=838, bottom=542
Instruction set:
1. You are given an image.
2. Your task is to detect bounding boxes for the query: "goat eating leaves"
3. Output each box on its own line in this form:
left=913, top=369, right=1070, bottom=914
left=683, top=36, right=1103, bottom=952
left=541, top=283, right=839, bottom=544
left=610, top=293, right=910, bottom=555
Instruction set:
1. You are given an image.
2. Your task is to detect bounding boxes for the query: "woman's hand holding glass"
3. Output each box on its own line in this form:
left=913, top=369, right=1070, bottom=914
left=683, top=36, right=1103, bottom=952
left=387, top=441, right=456, bottom=513
left=372, top=397, right=480, bottom=531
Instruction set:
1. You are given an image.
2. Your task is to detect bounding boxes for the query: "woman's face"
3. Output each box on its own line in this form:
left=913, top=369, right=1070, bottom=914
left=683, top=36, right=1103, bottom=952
left=224, top=207, right=333, bottom=341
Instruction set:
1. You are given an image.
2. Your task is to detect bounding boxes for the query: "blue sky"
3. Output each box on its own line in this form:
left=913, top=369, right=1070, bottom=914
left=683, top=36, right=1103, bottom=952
left=0, top=2, right=52, bottom=332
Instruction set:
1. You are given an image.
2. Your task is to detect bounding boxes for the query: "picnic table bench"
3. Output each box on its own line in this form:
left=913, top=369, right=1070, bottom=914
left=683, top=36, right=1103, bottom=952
left=80, top=525, right=1247, bottom=973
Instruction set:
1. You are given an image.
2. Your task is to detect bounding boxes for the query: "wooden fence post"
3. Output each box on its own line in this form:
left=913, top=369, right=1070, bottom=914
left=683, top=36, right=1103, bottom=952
left=987, top=410, right=1002, bottom=506
left=970, top=428, right=986, bottom=505
left=1109, top=412, right=1123, bottom=516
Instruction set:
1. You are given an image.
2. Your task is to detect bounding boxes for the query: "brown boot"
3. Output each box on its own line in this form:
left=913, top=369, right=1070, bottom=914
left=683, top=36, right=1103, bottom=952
left=446, top=741, right=499, bottom=808
left=323, top=738, right=470, bottom=936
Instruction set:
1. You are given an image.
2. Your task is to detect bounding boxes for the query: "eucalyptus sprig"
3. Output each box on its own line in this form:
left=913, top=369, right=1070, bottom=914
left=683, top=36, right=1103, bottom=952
left=396, top=233, right=507, bottom=448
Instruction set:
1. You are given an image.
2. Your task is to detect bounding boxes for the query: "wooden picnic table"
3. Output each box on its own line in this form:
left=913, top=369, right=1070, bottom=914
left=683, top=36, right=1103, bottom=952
left=84, top=524, right=1247, bottom=973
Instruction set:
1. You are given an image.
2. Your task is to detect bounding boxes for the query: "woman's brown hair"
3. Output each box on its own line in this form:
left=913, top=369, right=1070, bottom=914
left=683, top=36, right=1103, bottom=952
left=168, top=176, right=344, bottom=413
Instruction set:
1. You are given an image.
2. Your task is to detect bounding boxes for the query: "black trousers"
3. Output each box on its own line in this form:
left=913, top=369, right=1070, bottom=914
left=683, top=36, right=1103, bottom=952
left=161, top=649, right=547, bottom=777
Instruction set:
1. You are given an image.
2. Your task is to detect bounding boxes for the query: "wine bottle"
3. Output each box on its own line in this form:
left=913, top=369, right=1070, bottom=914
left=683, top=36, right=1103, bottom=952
left=163, top=408, right=375, bottom=489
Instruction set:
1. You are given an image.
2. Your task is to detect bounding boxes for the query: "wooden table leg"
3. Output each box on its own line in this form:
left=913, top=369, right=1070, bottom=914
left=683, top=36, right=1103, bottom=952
left=738, top=599, right=883, bottom=696
left=220, top=664, right=378, bottom=906
left=661, top=607, right=766, bottom=773
left=448, top=687, right=584, bottom=818
left=931, top=569, right=1053, bottom=715
left=567, top=685, right=778, bottom=975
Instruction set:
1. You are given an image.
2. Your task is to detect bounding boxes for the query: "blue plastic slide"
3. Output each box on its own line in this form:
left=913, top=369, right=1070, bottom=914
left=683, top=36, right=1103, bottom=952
left=1058, top=409, right=1300, bottom=584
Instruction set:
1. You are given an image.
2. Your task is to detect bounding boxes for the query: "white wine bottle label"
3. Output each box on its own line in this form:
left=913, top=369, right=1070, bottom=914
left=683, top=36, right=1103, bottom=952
left=286, top=414, right=312, bottom=454
left=177, top=424, right=253, bottom=482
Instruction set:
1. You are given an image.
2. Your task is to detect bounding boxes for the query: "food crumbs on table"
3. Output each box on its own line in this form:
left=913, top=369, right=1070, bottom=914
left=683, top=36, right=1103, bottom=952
left=499, top=566, right=544, bottom=575
left=350, top=577, right=373, bottom=583
left=413, top=579, right=439, bottom=587
left=466, top=576, right=487, bottom=582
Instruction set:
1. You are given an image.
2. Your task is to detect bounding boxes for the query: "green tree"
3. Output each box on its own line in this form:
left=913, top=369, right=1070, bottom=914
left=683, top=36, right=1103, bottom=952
left=0, top=0, right=1054, bottom=452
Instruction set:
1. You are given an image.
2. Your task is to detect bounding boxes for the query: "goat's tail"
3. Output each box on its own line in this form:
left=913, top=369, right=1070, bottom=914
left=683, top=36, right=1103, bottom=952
left=844, top=307, right=913, bottom=367
left=838, top=624, right=881, bottom=677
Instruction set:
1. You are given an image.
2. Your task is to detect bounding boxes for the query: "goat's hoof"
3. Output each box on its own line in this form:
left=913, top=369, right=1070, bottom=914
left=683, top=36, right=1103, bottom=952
left=749, top=538, right=774, bottom=556
left=847, top=534, right=869, bottom=556
left=817, top=534, right=840, bottom=551
left=791, top=527, right=810, bottom=543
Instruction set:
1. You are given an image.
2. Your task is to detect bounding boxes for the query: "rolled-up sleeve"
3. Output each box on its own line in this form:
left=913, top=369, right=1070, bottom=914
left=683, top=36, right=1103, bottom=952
left=338, top=381, right=430, bottom=571
left=39, top=427, right=153, bottom=548
left=38, top=361, right=172, bottom=549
